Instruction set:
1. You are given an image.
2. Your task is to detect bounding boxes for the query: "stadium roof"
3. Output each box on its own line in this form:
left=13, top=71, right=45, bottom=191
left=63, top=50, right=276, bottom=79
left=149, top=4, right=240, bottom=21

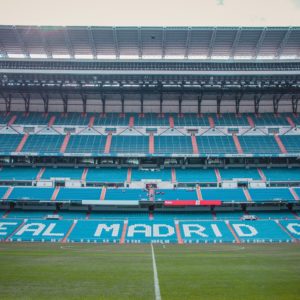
left=0, top=26, right=300, bottom=61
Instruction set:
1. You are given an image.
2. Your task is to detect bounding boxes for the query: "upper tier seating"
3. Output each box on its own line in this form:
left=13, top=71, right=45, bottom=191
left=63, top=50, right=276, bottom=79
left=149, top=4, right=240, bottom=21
left=196, top=136, right=237, bottom=154
left=110, top=136, right=149, bottom=154
left=238, top=136, right=280, bottom=154
left=280, top=136, right=300, bottom=153
left=0, top=134, right=22, bottom=153
left=1, top=112, right=297, bottom=127
left=8, top=187, right=54, bottom=201
left=65, top=135, right=106, bottom=154
left=155, top=136, right=193, bottom=154
left=22, top=135, right=64, bottom=153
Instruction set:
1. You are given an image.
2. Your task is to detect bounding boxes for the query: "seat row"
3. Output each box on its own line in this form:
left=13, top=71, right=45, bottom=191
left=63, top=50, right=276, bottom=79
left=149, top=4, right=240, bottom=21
left=0, top=166, right=300, bottom=183
left=0, top=186, right=299, bottom=203
left=0, top=134, right=300, bottom=156
left=1, top=112, right=300, bottom=127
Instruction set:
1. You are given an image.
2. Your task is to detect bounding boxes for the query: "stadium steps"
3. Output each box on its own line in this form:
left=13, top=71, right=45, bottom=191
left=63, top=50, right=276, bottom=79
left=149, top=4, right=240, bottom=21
left=232, top=134, right=243, bottom=154
left=174, top=220, right=183, bottom=244
left=149, top=133, right=154, bottom=154
left=3, top=186, right=13, bottom=200
left=247, top=115, right=255, bottom=127
left=257, top=168, right=267, bottom=182
left=15, top=133, right=29, bottom=152
left=243, top=188, right=252, bottom=202
left=275, top=220, right=297, bottom=242
left=208, top=116, right=215, bottom=128
left=127, top=168, right=132, bottom=183
left=62, top=220, right=78, bottom=243
left=274, top=134, right=287, bottom=154
left=191, top=134, right=199, bottom=154
left=8, top=114, right=17, bottom=126
left=104, top=133, right=112, bottom=153
left=36, top=167, right=46, bottom=181
left=215, top=168, right=221, bottom=183
left=120, top=220, right=128, bottom=244
left=286, top=116, right=296, bottom=128
left=48, top=115, right=56, bottom=127
left=289, top=188, right=300, bottom=201
left=81, top=168, right=88, bottom=181
left=88, top=116, right=95, bottom=128
left=60, top=132, right=71, bottom=153
left=51, top=187, right=60, bottom=201
left=129, top=116, right=134, bottom=128
left=196, top=186, right=203, bottom=202
left=100, top=187, right=106, bottom=200
left=149, top=211, right=154, bottom=220
left=171, top=168, right=176, bottom=183
left=169, top=116, right=174, bottom=128
left=225, top=221, right=241, bottom=243
left=85, top=211, right=91, bottom=220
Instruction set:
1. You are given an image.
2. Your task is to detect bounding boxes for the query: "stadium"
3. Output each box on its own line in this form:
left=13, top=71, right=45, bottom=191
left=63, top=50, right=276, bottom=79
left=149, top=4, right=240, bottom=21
left=0, top=25, right=300, bottom=299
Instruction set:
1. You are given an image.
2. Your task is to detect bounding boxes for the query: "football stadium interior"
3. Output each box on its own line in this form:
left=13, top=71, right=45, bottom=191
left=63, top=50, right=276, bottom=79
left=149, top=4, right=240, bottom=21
left=0, top=26, right=300, bottom=246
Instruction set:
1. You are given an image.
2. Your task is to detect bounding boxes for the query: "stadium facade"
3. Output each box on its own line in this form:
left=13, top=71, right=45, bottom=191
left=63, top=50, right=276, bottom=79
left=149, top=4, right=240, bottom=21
left=0, top=26, right=300, bottom=243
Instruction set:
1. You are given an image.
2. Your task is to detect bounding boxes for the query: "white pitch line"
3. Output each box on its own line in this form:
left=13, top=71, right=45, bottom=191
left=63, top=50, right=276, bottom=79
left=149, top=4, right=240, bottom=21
left=151, top=243, right=162, bottom=300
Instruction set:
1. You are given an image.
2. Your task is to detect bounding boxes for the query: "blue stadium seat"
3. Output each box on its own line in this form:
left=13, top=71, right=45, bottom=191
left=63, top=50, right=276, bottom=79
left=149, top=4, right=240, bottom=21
left=238, top=136, right=280, bottom=154
left=22, top=135, right=64, bottom=153
left=0, top=167, right=39, bottom=181
left=175, top=168, right=217, bottom=183
left=262, top=167, right=300, bottom=182
left=0, top=134, right=22, bottom=153
left=65, top=135, right=106, bottom=154
left=131, top=168, right=171, bottom=181
left=86, top=168, right=128, bottom=182
left=42, top=167, right=84, bottom=180
left=110, top=136, right=148, bottom=154
left=154, top=189, right=198, bottom=201
left=196, top=136, right=237, bottom=155
left=155, top=136, right=193, bottom=154
left=201, top=188, right=247, bottom=203
left=248, top=188, right=295, bottom=202
left=280, top=135, right=300, bottom=153
left=8, top=187, right=54, bottom=201
left=105, top=188, right=148, bottom=201
left=56, top=188, right=102, bottom=201
left=219, top=168, right=261, bottom=180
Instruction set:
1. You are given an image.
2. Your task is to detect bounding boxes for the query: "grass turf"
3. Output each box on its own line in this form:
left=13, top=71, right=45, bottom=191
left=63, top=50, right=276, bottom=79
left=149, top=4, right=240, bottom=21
left=0, top=243, right=299, bottom=299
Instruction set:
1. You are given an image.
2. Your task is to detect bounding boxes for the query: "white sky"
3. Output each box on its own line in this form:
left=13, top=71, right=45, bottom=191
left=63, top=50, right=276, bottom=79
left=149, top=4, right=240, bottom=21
left=0, top=0, right=299, bottom=27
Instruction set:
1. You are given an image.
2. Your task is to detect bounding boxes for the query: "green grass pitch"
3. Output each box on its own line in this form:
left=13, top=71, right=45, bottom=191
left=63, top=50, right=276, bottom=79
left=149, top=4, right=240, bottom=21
left=0, top=243, right=299, bottom=300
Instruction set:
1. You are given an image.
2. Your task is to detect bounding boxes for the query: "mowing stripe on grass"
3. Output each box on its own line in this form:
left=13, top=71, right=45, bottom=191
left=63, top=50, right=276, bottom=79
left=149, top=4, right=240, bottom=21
left=151, top=243, right=161, bottom=300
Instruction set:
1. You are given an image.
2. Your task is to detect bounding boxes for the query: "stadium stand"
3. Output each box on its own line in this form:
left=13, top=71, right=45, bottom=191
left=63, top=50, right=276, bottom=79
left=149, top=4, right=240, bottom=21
left=0, top=25, right=300, bottom=244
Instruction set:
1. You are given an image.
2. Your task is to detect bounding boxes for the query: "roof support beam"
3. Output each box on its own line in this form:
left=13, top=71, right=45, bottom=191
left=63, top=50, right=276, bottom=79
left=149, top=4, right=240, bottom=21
left=235, top=92, right=244, bottom=115
left=160, top=93, right=163, bottom=115
left=216, top=92, right=223, bottom=115
left=40, top=93, right=49, bottom=114
left=161, top=28, right=166, bottom=58
left=178, top=93, right=183, bottom=115
left=81, top=94, right=87, bottom=115
left=140, top=93, right=144, bottom=114
left=230, top=28, right=242, bottom=58
left=13, top=26, right=30, bottom=58
left=63, top=29, right=75, bottom=58
left=87, top=27, right=97, bottom=59
left=275, top=27, right=292, bottom=58
left=21, top=93, right=30, bottom=114
left=254, top=28, right=267, bottom=58
left=273, top=94, right=283, bottom=114
left=184, top=28, right=192, bottom=59
left=101, top=94, right=106, bottom=114
left=138, top=28, right=142, bottom=58
left=61, top=94, right=68, bottom=114
left=113, top=28, right=120, bottom=58
left=292, top=95, right=299, bottom=114
left=121, top=93, right=125, bottom=114
left=0, top=92, right=12, bottom=113
left=254, top=93, right=263, bottom=114
left=197, top=92, right=203, bottom=115
left=208, top=28, right=217, bottom=59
